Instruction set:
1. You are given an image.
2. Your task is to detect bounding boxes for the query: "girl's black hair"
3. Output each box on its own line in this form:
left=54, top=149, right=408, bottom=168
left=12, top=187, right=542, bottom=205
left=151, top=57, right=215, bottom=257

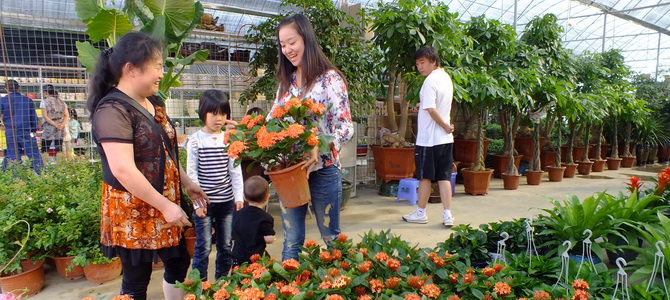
left=87, top=32, right=163, bottom=113
left=69, top=108, right=78, bottom=120
left=198, top=90, right=230, bottom=122
left=44, top=84, right=58, bottom=96
left=246, top=107, right=264, bottom=116
left=276, top=13, right=346, bottom=97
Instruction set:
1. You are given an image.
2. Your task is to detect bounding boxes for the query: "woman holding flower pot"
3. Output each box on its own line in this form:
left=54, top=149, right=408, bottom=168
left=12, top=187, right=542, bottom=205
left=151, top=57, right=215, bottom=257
left=272, top=13, right=354, bottom=261
left=87, top=32, right=209, bottom=300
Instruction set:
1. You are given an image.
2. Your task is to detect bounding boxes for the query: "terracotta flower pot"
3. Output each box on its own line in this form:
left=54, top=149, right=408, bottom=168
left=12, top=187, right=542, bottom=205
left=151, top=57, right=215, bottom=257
left=540, top=151, right=557, bottom=171
left=461, top=169, right=493, bottom=196
left=52, top=256, right=84, bottom=280
left=561, top=145, right=588, bottom=163
left=265, top=161, right=311, bottom=208
left=547, top=166, right=566, bottom=182
left=515, top=137, right=545, bottom=163
left=525, top=170, right=544, bottom=185
left=620, top=156, right=635, bottom=168
left=577, top=161, right=594, bottom=175
left=20, top=259, right=44, bottom=271
left=591, top=159, right=606, bottom=172
left=562, top=163, right=578, bottom=178
left=184, top=228, right=197, bottom=258
left=492, top=155, right=523, bottom=178
left=371, top=146, right=416, bottom=182
left=454, top=139, right=491, bottom=170
left=606, top=157, right=622, bottom=170
left=0, top=264, right=45, bottom=297
left=83, top=257, right=122, bottom=285
left=502, top=173, right=521, bottom=190
left=588, top=144, right=609, bottom=159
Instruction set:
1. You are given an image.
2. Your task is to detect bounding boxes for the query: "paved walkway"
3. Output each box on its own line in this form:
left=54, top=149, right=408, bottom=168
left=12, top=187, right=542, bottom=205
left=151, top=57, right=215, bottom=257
left=27, top=164, right=666, bottom=299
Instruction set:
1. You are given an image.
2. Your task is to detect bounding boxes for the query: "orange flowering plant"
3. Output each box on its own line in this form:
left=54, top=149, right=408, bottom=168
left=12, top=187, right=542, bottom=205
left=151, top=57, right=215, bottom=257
left=225, top=97, right=333, bottom=171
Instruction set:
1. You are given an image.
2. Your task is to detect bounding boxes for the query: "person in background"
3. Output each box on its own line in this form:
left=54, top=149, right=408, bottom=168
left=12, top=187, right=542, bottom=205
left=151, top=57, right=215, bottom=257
left=232, top=175, right=275, bottom=266
left=40, top=84, right=69, bottom=153
left=88, top=32, right=209, bottom=300
left=271, top=13, right=354, bottom=261
left=185, top=89, right=243, bottom=280
left=67, top=108, right=82, bottom=156
left=402, top=46, right=456, bottom=227
left=0, top=79, right=43, bottom=173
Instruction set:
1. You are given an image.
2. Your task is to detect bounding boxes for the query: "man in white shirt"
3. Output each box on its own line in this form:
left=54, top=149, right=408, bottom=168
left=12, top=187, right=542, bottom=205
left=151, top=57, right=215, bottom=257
left=402, top=46, right=456, bottom=227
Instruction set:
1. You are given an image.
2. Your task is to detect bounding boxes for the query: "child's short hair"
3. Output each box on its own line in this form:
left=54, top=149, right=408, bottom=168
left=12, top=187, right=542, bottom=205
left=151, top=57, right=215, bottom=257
left=198, top=90, right=231, bottom=122
left=244, top=176, right=270, bottom=204
left=414, top=46, right=441, bottom=67
left=246, top=107, right=264, bottom=116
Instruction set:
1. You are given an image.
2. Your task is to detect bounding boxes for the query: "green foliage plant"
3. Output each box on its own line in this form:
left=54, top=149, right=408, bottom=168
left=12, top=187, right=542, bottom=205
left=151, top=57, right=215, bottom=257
left=371, top=0, right=464, bottom=144
left=240, top=0, right=382, bottom=119
left=74, top=0, right=209, bottom=100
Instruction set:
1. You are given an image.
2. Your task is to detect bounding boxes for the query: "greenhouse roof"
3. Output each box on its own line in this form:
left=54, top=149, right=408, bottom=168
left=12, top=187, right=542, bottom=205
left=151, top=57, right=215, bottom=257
left=1, top=0, right=668, bottom=79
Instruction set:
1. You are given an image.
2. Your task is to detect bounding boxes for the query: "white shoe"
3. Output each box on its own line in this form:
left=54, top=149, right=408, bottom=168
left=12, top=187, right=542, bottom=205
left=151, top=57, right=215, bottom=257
left=402, top=210, right=428, bottom=224
left=443, top=216, right=455, bottom=227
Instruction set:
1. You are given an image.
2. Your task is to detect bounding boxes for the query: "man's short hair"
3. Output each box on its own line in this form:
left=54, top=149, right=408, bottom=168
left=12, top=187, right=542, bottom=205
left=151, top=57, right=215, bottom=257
left=5, top=79, right=19, bottom=92
left=244, top=176, right=270, bottom=204
left=414, top=46, right=441, bottom=67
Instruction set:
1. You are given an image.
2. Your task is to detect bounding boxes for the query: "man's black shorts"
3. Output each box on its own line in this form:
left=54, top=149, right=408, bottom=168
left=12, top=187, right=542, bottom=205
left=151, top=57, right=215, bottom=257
left=414, top=143, right=453, bottom=181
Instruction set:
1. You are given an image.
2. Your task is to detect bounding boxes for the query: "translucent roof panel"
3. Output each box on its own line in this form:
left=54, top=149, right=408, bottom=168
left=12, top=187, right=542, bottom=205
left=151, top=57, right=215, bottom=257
left=349, top=0, right=670, bottom=78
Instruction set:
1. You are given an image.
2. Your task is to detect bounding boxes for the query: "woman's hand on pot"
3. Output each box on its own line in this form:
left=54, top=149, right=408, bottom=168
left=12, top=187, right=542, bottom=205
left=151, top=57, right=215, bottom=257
left=302, top=147, right=319, bottom=178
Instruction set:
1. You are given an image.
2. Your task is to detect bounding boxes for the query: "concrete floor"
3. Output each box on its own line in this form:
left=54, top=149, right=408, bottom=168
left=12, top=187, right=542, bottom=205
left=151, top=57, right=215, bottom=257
left=25, top=164, right=667, bottom=300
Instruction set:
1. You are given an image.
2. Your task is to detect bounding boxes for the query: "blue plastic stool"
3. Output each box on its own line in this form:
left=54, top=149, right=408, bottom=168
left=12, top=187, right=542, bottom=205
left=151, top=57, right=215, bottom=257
left=450, top=172, right=457, bottom=196
left=396, top=178, right=420, bottom=206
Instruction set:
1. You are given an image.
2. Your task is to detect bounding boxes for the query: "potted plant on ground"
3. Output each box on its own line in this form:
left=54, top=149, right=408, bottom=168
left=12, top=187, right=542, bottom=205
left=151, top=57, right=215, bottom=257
left=0, top=220, right=45, bottom=298
left=370, top=0, right=463, bottom=182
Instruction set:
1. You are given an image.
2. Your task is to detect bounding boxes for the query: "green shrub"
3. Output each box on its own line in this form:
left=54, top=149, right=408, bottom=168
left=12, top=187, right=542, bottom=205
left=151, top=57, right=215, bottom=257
left=487, top=139, right=504, bottom=155
left=484, top=123, right=504, bottom=140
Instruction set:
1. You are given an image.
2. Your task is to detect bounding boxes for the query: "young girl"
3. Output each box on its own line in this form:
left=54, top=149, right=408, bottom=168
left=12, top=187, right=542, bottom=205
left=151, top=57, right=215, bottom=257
left=272, top=14, right=354, bottom=261
left=62, top=108, right=81, bottom=160
left=185, top=90, right=243, bottom=280
left=88, top=32, right=208, bottom=300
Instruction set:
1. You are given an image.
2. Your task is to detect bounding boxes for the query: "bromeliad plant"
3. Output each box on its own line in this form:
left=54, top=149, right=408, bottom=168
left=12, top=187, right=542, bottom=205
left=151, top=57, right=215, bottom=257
left=225, top=97, right=334, bottom=171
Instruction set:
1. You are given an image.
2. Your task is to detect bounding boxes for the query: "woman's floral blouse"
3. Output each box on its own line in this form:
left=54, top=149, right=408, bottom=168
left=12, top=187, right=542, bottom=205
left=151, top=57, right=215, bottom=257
left=271, top=69, right=354, bottom=171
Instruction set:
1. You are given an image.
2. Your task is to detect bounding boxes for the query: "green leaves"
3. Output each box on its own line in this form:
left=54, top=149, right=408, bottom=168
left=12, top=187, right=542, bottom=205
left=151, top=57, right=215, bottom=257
left=85, top=9, right=134, bottom=46
left=75, top=41, right=101, bottom=73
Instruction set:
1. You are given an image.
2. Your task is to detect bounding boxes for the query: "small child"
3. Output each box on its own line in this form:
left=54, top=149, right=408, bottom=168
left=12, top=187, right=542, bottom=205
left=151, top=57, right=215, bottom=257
left=232, top=175, right=276, bottom=266
left=185, top=90, right=244, bottom=280
left=63, top=108, right=82, bottom=160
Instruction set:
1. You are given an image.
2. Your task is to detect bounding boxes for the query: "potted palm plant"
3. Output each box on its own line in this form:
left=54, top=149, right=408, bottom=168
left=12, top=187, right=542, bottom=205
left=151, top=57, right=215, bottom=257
left=370, top=0, right=463, bottom=182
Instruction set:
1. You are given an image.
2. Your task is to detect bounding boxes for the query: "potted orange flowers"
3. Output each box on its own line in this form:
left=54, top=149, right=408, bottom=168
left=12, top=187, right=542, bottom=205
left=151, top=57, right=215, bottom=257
left=225, top=97, right=333, bottom=208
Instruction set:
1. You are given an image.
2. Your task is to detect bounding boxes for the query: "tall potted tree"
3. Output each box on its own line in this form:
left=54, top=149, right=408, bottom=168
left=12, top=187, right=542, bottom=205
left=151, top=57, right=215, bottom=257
left=519, top=14, right=570, bottom=186
left=369, top=0, right=464, bottom=182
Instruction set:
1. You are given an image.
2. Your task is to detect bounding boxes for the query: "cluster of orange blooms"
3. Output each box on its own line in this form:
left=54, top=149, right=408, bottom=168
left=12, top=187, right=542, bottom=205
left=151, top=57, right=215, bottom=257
left=657, top=167, right=670, bottom=194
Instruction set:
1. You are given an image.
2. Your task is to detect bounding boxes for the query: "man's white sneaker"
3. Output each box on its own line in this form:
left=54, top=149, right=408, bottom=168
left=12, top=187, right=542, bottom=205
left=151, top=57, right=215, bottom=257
left=443, top=216, right=455, bottom=227
left=402, top=210, right=428, bottom=224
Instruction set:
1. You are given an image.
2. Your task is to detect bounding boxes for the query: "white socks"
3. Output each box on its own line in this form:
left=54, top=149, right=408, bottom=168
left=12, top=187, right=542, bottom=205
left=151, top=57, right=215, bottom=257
left=416, top=207, right=426, bottom=217
left=443, top=209, right=452, bottom=219
left=162, top=279, right=185, bottom=300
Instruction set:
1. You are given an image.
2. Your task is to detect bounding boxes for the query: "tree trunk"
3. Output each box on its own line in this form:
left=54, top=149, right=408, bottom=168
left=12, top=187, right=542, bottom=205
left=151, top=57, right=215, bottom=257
left=581, top=122, right=591, bottom=162
left=594, top=124, right=603, bottom=160
left=472, top=109, right=486, bottom=171
left=532, top=122, right=541, bottom=171
left=555, top=113, right=563, bottom=167
left=512, top=112, right=521, bottom=155
left=623, top=122, right=632, bottom=157
left=505, top=113, right=518, bottom=175
left=385, top=64, right=398, bottom=133
left=566, top=120, right=576, bottom=164
left=499, top=109, right=510, bottom=155
left=542, top=112, right=555, bottom=151
left=397, top=78, right=409, bottom=141
left=611, top=116, right=619, bottom=158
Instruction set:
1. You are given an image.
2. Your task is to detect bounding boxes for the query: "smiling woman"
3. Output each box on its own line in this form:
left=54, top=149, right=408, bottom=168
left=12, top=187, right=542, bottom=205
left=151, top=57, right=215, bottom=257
left=87, top=32, right=209, bottom=300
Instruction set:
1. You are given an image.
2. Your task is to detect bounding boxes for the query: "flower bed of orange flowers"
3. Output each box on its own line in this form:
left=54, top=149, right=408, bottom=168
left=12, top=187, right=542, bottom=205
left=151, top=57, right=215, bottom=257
left=173, top=229, right=639, bottom=300
left=225, top=97, right=333, bottom=171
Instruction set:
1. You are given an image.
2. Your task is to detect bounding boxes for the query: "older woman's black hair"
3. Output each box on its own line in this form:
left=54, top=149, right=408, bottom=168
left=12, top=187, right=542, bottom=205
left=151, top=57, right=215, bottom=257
left=87, top=32, right=163, bottom=113
left=44, top=84, right=58, bottom=96
left=275, top=13, right=346, bottom=97
left=198, top=90, right=231, bottom=122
